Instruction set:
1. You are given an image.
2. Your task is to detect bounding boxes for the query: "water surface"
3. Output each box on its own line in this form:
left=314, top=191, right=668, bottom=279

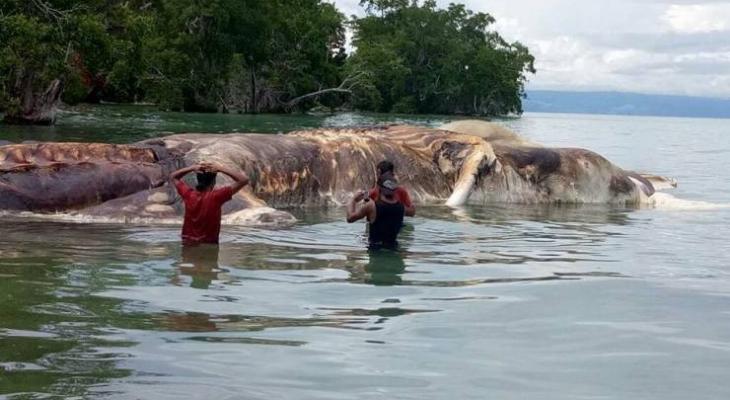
left=1, top=108, right=729, bottom=399
left=0, top=105, right=455, bottom=143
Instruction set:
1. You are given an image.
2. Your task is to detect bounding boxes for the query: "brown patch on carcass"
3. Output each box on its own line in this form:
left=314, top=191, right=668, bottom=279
left=0, top=143, right=157, bottom=169
left=433, top=141, right=470, bottom=175
left=0, top=142, right=166, bottom=211
left=274, top=126, right=457, bottom=204
left=609, top=175, right=635, bottom=195
left=495, top=146, right=561, bottom=184
left=0, top=162, right=163, bottom=211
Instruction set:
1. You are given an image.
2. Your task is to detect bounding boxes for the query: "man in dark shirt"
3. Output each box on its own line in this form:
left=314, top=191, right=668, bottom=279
left=171, top=162, right=249, bottom=244
left=348, top=172, right=405, bottom=249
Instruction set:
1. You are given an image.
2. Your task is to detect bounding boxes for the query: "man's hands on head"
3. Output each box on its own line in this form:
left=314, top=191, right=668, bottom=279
left=197, top=162, right=250, bottom=192
left=196, top=162, right=219, bottom=173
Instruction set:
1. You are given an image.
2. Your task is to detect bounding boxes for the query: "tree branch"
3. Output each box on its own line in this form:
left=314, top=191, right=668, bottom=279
left=284, top=71, right=368, bottom=108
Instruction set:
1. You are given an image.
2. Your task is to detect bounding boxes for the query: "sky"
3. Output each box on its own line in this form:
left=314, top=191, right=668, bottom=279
left=333, top=0, right=730, bottom=98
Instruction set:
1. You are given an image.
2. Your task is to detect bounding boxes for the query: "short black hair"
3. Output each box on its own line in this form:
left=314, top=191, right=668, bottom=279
left=377, top=160, right=395, bottom=176
left=196, top=172, right=217, bottom=191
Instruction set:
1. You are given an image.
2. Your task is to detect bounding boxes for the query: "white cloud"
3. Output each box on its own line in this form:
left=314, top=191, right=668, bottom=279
left=490, top=17, right=524, bottom=41
left=662, top=4, right=730, bottom=33
left=333, top=0, right=730, bottom=98
left=330, top=0, right=361, bottom=17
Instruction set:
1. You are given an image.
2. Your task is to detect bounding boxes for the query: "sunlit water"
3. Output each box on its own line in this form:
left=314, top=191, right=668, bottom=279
left=1, top=107, right=730, bottom=399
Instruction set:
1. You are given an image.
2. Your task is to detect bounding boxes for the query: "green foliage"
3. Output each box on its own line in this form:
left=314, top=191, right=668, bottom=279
left=139, top=0, right=347, bottom=112
left=350, top=0, right=536, bottom=116
left=228, top=0, right=348, bottom=112
left=0, top=10, right=66, bottom=114
left=62, top=71, right=89, bottom=105
left=0, top=0, right=534, bottom=119
left=0, top=0, right=157, bottom=113
left=141, top=0, right=237, bottom=111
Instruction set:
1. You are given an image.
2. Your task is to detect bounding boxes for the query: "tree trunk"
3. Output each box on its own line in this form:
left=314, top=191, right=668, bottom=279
left=71, top=52, right=105, bottom=104
left=250, top=69, right=257, bottom=113
left=3, top=78, right=64, bottom=125
left=84, top=76, right=106, bottom=104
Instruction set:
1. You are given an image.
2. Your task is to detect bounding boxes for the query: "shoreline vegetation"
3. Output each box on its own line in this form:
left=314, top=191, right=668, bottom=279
left=0, top=0, right=535, bottom=125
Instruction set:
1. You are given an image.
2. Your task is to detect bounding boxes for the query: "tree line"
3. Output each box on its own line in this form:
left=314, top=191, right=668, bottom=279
left=0, top=0, right=535, bottom=124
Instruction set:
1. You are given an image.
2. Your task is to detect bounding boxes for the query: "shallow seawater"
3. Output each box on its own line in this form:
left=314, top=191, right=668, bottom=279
left=0, top=104, right=456, bottom=143
left=1, top=109, right=730, bottom=399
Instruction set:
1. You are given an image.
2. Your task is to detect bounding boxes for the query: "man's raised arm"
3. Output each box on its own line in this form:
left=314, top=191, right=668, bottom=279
left=347, top=190, right=374, bottom=223
left=171, top=165, right=199, bottom=182
left=211, top=164, right=249, bottom=193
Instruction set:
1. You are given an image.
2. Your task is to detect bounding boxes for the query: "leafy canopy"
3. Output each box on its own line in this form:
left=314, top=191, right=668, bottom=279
left=0, top=0, right=534, bottom=118
left=349, top=0, right=535, bottom=115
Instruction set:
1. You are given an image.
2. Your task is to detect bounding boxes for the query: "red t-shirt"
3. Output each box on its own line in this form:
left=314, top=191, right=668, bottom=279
left=175, top=181, right=234, bottom=244
left=369, top=186, right=413, bottom=207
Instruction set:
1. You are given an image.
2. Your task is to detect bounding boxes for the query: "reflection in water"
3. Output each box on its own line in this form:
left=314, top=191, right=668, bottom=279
left=364, top=249, right=407, bottom=286
left=175, top=244, right=223, bottom=289
left=159, top=243, right=422, bottom=334
left=448, top=203, right=634, bottom=226
left=0, top=257, right=135, bottom=397
left=159, top=310, right=386, bottom=333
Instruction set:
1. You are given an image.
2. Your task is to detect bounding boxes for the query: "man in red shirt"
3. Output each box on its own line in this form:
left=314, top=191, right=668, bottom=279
left=368, top=160, right=415, bottom=217
left=171, top=162, right=249, bottom=244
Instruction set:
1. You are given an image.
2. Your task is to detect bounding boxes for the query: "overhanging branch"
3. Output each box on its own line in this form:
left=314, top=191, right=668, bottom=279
left=284, top=71, right=368, bottom=108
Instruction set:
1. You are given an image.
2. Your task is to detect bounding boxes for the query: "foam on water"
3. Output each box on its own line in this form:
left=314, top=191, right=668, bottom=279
left=0, top=207, right=298, bottom=227
left=3, top=191, right=728, bottom=229
left=628, top=177, right=728, bottom=210
left=648, top=192, right=730, bottom=211
left=222, top=207, right=298, bottom=226
left=0, top=210, right=183, bottom=225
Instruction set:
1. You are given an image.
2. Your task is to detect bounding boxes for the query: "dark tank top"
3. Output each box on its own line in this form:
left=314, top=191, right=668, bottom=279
left=368, top=200, right=405, bottom=248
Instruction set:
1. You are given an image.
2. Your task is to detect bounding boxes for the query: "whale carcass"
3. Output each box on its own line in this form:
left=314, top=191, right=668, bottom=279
left=0, top=121, right=674, bottom=224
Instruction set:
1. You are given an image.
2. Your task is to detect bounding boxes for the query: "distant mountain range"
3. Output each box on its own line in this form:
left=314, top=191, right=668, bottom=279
left=523, top=90, right=730, bottom=118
